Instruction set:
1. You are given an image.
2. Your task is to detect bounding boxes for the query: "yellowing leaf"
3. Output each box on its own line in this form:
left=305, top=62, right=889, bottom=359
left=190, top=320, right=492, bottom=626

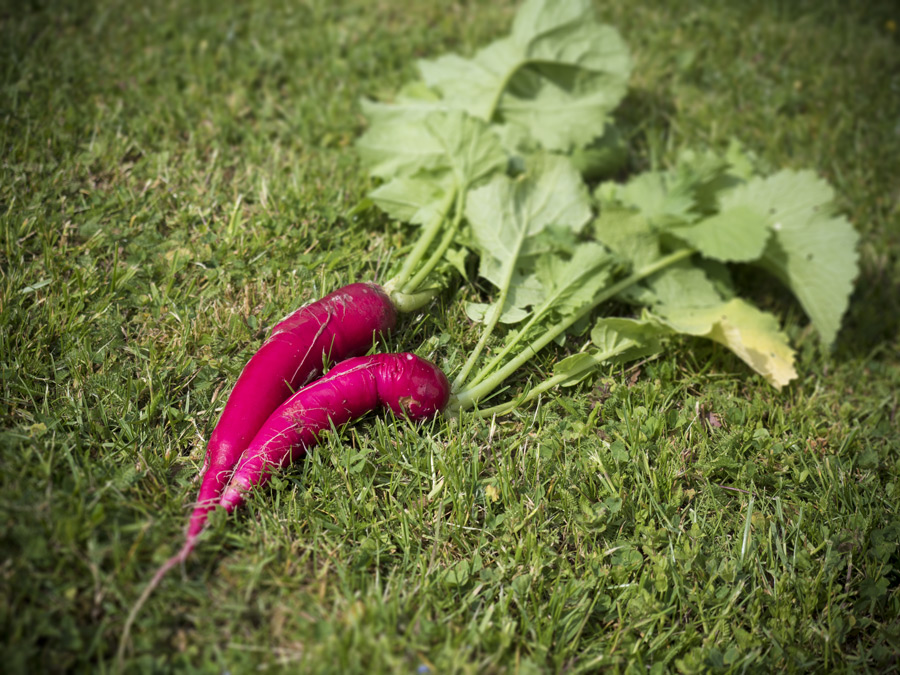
left=658, top=298, right=798, bottom=388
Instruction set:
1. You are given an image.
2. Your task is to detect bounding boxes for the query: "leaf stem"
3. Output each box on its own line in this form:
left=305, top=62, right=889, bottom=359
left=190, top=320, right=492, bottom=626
left=390, top=287, right=442, bottom=313
left=465, top=257, right=614, bottom=390
left=451, top=238, right=525, bottom=391
left=453, top=248, right=694, bottom=410
left=384, top=187, right=456, bottom=294
left=471, top=346, right=619, bottom=419
left=401, top=188, right=466, bottom=295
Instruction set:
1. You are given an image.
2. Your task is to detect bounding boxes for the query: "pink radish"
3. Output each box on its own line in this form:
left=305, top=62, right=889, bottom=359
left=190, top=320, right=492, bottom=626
left=219, top=352, right=450, bottom=512
left=119, top=284, right=397, bottom=663
left=188, top=282, right=396, bottom=543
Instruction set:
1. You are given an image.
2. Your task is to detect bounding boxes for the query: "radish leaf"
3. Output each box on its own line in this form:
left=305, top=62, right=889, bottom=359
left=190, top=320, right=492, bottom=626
left=369, top=174, right=454, bottom=226
left=423, top=111, right=509, bottom=187
left=519, top=317, right=664, bottom=394
left=466, top=154, right=592, bottom=289
left=356, top=119, right=449, bottom=179
left=418, top=0, right=631, bottom=150
left=670, top=205, right=771, bottom=262
left=590, top=317, right=665, bottom=366
left=721, top=170, right=860, bottom=347
left=634, top=264, right=797, bottom=388
left=533, top=242, right=617, bottom=320
left=653, top=298, right=798, bottom=389
left=592, top=208, right=662, bottom=269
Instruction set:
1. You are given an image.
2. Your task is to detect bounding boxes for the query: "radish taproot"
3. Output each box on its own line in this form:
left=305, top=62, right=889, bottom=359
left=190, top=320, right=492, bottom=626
left=118, top=283, right=397, bottom=665
left=120, top=354, right=448, bottom=664
left=188, top=281, right=396, bottom=542
left=218, top=352, right=450, bottom=512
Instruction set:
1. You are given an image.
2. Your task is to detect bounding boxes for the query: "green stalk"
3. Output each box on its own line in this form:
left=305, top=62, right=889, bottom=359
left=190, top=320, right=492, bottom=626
left=401, top=188, right=466, bottom=295
left=390, top=287, right=442, bottom=313
left=384, top=187, right=456, bottom=296
left=452, top=248, right=694, bottom=411
left=464, top=291, right=553, bottom=392
left=471, top=346, right=620, bottom=419
left=451, top=239, right=525, bottom=391
left=464, top=258, right=614, bottom=390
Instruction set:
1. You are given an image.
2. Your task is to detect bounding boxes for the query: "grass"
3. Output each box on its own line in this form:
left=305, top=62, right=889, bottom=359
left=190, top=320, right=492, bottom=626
left=1, top=0, right=899, bottom=672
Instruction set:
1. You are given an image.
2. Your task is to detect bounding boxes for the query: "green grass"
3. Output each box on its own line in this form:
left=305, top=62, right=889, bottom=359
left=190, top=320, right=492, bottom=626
left=2, top=0, right=899, bottom=672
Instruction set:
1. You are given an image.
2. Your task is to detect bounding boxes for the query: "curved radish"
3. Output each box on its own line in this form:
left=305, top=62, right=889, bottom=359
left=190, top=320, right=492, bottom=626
left=189, top=282, right=396, bottom=540
left=218, top=353, right=450, bottom=512
left=118, top=284, right=397, bottom=665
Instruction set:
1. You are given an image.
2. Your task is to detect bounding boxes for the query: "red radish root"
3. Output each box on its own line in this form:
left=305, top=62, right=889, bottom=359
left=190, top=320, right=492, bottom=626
left=189, top=282, right=396, bottom=541
left=219, top=352, right=450, bottom=512
left=118, top=283, right=396, bottom=667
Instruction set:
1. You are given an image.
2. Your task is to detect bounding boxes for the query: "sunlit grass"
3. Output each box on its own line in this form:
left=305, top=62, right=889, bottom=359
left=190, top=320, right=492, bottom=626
left=1, top=0, right=898, bottom=672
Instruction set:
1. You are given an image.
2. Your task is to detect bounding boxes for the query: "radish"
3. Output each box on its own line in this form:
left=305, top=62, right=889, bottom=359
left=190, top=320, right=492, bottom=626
left=122, top=353, right=447, bottom=662
left=188, top=282, right=397, bottom=543
left=218, top=352, right=450, bottom=513
left=119, top=283, right=397, bottom=663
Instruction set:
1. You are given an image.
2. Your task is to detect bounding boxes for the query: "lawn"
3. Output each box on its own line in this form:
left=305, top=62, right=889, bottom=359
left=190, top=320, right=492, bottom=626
left=1, top=0, right=898, bottom=672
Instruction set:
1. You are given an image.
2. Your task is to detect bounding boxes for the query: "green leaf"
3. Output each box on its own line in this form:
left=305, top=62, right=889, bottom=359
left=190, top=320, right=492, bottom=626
left=607, top=171, right=697, bottom=226
left=671, top=205, right=771, bottom=262
left=465, top=300, right=531, bottom=325
left=639, top=264, right=726, bottom=310
left=466, top=154, right=592, bottom=276
left=551, top=316, right=664, bottom=386
left=719, top=170, right=859, bottom=346
left=358, top=110, right=507, bottom=186
left=597, top=158, right=858, bottom=347
left=417, top=0, right=631, bottom=150
left=462, top=154, right=593, bottom=333
left=668, top=147, right=738, bottom=215
left=519, top=224, right=581, bottom=258
left=551, top=351, right=607, bottom=387
left=590, top=316, right=665, bottom=363
left=591, top=207, right=661, bottom=270
left=764, top=210, right=858, bottom=347
left=422, top=111, right=509, bottom=187
left=356, top=118, right=448, bottom=179
left=417, top=40, right=519, bottom=121
left=596, top=148, right=740, bottom=226
left=534, top=242, right=616, bottom=318
left=723, top=138, right=761, bottom=181
left=443, top=559, right=471, bottom=587
left=465, top=263, right=545, bottom=324
left=444, top=247, right=469, bottom=279
left=369, top=173, right=453, bottom=226
left=501, top=65, right=628, bottom=151
left=359, top=82, right=446, bottom=125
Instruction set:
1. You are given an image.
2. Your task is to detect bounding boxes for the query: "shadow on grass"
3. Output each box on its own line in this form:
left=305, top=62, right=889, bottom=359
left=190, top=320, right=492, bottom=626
left=726, top=252, right=897, bottom=368
left=614, top=86, right=678, bottom=171
left=836, top=258, right=900, bottom=362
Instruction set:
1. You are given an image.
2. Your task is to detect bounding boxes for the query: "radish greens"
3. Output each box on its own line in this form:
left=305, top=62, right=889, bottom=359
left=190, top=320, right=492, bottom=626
left=355, top=0, right=859, bottom=412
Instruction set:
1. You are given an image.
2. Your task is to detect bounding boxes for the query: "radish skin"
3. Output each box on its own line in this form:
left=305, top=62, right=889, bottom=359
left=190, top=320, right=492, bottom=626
left=188, top=282, right=396, bottom=541
left=218, top=353, right=450, bottom=512
left=118, top=284, right=396, bottom=667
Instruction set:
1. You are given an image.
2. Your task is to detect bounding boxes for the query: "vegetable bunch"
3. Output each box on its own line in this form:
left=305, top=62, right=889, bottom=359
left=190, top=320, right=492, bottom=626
left=120, top=0, right=859, bottom=661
